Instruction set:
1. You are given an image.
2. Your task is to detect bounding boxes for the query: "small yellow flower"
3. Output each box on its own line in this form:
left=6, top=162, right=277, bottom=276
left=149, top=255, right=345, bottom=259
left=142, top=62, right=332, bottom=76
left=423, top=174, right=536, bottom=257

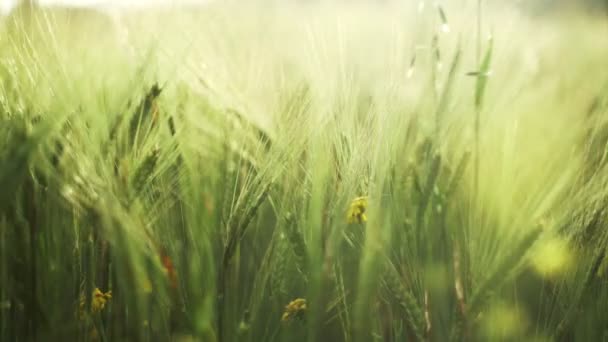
left=91, top=288, right=112, bottom=314
left=77, top=288, right=113, bottom=319
left=281, top=298, right=307, bottom=322
left=347, top=196, right=368, bottom=224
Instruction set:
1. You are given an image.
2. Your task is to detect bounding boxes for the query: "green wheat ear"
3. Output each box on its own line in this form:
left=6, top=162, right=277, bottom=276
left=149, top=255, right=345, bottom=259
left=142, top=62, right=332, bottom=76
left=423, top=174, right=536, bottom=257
left=468, top=226, right=543, bottom=316
left=128, top=83, right=163, bottom=149
left=285, top=214, right=308, bottom=275
left=383, top=261, right=425, bottom=341
left=270, top=236, right=289, bottom=298
left=446, top=151, right=471, bottom=198
left=131, top=146, right=160, bottom=200
left=0, top=117, right=59, bottom=211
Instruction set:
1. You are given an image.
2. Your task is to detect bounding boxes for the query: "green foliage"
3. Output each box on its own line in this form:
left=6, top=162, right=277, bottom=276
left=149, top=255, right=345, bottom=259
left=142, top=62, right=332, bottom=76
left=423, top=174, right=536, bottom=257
left=1, top=3, right=608, bottom=342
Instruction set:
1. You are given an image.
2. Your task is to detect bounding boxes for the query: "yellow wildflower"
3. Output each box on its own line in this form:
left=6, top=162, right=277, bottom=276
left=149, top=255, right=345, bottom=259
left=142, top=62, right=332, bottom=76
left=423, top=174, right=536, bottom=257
left=281, top=298, right=307, bottom=322
left=347, top=196, right=368, bottom=224
left=91, top=288, right=112, bottom=314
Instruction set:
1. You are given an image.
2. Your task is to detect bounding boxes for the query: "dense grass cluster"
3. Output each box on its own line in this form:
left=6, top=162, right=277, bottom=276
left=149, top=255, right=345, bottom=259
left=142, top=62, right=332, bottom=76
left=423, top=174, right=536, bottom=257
left=1, top=2, right=608, bottom=341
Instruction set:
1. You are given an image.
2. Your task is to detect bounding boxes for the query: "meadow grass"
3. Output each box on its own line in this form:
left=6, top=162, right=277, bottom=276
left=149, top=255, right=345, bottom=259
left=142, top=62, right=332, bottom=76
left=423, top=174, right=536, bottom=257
left=1, top=2, right=608, bottom=341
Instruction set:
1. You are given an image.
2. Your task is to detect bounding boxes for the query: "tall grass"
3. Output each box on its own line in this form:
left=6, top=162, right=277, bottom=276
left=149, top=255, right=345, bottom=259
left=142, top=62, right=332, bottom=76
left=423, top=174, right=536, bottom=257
left=1, top=1, right=608, bottom=341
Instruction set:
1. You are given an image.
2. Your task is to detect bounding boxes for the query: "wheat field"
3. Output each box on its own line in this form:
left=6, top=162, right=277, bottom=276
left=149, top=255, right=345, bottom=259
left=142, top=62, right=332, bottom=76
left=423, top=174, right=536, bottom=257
left=1, top=1, right=608, bottom=341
